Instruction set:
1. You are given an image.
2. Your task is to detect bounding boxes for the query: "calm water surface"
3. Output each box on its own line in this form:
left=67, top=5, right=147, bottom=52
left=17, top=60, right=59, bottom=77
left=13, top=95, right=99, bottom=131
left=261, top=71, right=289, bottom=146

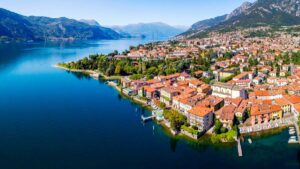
left=0, top=39, right=299, bottom=169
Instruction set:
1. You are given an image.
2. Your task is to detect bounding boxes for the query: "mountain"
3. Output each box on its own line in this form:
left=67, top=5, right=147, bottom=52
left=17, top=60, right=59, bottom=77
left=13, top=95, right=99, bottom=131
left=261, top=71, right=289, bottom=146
left=181, top=15, right=228, bottom=36
left=216, top=0, right=300, bottom=29
left=182, top=0, right=300, bottom=38
left=0, top=8, right=121, bottom=41
left=79, top=19, right=101, bottom=26
left=225, top=2, right=253, bottom=20
left=111, top=22, right=185, bottom=39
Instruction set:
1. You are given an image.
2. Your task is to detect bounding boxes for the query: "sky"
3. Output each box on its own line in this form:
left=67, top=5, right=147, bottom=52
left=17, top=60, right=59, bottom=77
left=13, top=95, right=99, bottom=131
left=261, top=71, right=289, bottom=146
left=0, top=0, right=256, bottom=27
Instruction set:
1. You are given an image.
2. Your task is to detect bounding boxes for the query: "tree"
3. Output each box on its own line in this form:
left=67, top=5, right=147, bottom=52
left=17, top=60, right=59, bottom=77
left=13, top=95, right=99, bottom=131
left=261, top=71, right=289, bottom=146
left=163, top=110, right=187, bottom=131
left=106, top=63, right=115, bottom=76
left=114, top=64, right=122, bottom=75
left=214, top=119, right=222, bottom=134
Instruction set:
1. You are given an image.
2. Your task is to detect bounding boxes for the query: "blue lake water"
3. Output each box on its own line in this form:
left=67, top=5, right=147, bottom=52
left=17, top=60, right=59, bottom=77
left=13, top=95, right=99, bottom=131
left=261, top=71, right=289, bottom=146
left=0, top=39, right=299, bottom=169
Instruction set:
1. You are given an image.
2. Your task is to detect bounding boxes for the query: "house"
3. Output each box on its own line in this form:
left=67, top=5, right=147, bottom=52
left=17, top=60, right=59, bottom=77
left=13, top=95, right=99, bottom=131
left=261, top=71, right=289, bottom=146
left=250, top=104, right=283, bottom=126
left=197, top=95, right=224, bottom=111
left=274, top=98, right=291, bottom=114
left=267, top=77, right=277, bottom=84
left=160, top=87, right=181, bottom=106
left=253, top=76, right=264, bottom=85
left=177, top=72, right=191, bottom=81
left=138, top=86, right=157, bottom=99
left=287, top=83, right=300, bottom=94
left=292, top=104, right=300, bottom=116
left=194, top=70, right=203, bottom=78
left=123, top=88, right=136, bottom=96
left=232, top=72, right=253, bottom=81
left=253, top=90, right=284, bottom=100
left=187, top=106, right=214, bottom=131
left=282, top=64, right=290, bottom=71
left=235, top=100, right=249, bottom=119
left=121, top=77, right=131, bottom=88
left=131, top=80, right=147, bottom=91
left=269, top=71, right=277, bottom=77
left=276, top=78, right=288, bottom=87
left=283, top=95, right=300, bottom=116
left=212, top=82, right=248, bottom=99
left=279, top=71, right=286, bottom=77
left=197, top=84, right=211, bottom=94
left=189, top=79, right=203, bottom=89
left=215, top=104, right=236, bottom=129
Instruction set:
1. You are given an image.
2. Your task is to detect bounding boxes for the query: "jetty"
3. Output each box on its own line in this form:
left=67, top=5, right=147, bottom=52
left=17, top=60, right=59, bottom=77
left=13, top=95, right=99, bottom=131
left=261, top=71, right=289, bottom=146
left=236, top=137, right=243, bottom=157
left=293, top=121, right=300, bottom=144
left=233, top=136, right=243, bottom=157
left=141, top=115, right=156, bottom=122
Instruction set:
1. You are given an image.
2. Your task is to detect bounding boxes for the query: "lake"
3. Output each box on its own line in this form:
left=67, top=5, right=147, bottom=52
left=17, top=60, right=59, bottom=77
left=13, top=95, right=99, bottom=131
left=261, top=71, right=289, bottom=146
left=0, top=39, right=299, bottom=169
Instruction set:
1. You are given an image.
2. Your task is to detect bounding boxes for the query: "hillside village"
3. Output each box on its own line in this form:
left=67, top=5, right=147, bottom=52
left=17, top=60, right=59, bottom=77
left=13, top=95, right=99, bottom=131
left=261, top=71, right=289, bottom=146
left=60, top=26, right=300, bottom=142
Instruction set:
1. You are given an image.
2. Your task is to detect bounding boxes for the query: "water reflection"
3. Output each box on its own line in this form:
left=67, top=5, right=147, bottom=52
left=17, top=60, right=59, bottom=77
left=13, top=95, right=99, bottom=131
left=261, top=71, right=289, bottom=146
left=170, top=138, right=178, bottom=152
left=68, top=71, right=92, bottom=80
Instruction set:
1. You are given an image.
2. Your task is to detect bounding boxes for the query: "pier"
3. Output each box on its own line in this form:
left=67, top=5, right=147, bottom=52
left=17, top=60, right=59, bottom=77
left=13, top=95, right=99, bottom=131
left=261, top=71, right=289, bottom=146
left=141, top=115, right=156, bottom=122
left=236, top=137, right=243, bottom=157
left=293, top=121, right=300, bottom=144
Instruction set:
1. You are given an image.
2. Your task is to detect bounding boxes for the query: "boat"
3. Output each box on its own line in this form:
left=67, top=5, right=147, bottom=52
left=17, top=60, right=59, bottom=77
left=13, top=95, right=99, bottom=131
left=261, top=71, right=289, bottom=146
left=288, top=137, right=298, bottom=144
left=289, top=131, right=296, bottom=135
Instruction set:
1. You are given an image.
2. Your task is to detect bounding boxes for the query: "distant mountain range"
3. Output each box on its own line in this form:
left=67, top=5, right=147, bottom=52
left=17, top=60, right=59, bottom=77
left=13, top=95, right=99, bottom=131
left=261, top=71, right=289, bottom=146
left=110, top=22, right=186, bottom=39
left=0, top=8, right=123, bottom=42
left=181, top=0, right=300, bottom=38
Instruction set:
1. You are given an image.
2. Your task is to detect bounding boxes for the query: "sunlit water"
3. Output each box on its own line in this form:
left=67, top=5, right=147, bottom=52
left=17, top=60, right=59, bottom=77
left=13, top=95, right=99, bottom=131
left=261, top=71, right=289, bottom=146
left=0, top=39, right=299, bottom=169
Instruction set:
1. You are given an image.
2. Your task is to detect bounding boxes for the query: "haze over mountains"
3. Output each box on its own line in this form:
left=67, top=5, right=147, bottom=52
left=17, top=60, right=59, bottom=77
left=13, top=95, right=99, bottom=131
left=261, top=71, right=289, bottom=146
left=110, top=22, right=187, bottom=39
left=2, top=0, right=300, bottom=41
left=182, top=0, right=300, bottom=38
left=0, top=8, right=186, bottom=42
left=0, top=8, right=123, bottom=41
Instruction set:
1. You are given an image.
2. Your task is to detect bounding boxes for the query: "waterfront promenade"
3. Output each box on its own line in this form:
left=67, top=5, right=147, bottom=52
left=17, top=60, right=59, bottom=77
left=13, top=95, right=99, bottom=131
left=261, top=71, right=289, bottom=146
left=239, top=116, right=296, bottom=134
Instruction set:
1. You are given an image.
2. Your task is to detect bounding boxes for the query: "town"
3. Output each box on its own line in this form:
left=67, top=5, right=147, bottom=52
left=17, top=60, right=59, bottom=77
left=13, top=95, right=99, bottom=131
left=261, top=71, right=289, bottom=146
left=59, top=25, right=300, bottom=144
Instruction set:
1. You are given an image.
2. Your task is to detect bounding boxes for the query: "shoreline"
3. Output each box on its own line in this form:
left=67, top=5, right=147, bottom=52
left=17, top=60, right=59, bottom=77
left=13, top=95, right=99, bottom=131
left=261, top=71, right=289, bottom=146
left=54, top=65, right=293, bottom=145
left=53, top=64, right=122, bottom=80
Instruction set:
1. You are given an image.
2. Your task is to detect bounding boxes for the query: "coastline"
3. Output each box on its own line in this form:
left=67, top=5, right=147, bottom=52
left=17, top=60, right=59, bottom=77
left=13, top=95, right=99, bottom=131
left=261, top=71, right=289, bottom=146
left=53, top=64, right=122, bottom=80
left=54, top=64, right=293, bottom=145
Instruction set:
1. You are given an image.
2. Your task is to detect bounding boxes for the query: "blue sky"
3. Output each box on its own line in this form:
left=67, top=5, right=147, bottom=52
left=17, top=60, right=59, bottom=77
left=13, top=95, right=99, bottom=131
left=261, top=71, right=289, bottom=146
left=0, top=0, right=256, bottom=26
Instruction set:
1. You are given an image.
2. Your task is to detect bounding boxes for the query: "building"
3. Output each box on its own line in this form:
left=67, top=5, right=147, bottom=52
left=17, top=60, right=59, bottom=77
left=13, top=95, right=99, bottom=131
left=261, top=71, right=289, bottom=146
left=250, top=104, right=283, bottom=126
left=215, top=104, right=236, bottom=129
left=274, top=98, right=291, bottom=114
left=197, top=95, right=224, bottom=111
left=212, top=82, right=247, bottom=99
left=187, top=106, right=214, bottom=131
left=160, top=87, right=181, bottom=106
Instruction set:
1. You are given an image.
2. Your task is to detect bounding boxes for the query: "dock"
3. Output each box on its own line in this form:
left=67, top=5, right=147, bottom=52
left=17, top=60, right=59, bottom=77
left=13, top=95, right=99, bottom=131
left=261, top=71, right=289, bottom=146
left=293, top=121, right=300, bottom=144
left=141, top=115, right=155, bottom=122
left=237, top=138, right=243, bottom=157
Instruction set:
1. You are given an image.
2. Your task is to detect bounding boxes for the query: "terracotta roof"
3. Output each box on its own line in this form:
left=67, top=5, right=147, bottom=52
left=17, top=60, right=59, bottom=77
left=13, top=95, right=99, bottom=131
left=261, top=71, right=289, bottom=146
left=254, top=90, right=270, bottom=97
left=293, top=104, right=300, bottom=114
left=251, top=104, right=282, bottom=116
left=284, top=95, right=300, bottom=104
left=216, top=104, right=236, bottom=121
left=144, top=86, right=156, bottom=93
left=275, top=98, right=290, bottom=106
left=188, top=106, right=213, bottom=117
left=189, top=79, right=203, bottom=86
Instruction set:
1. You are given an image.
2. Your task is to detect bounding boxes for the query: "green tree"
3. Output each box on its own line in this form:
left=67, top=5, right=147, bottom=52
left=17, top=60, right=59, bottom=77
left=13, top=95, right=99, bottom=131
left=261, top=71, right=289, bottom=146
left=214, top=119, right=222, bottom=134
left=114, top=64, right=122, bottom=75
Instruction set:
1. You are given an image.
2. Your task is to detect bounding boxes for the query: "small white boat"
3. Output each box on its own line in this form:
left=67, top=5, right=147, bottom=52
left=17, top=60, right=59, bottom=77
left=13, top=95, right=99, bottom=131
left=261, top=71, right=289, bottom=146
left=288, top=137, right=298, bottom=144
left=289, top=131, right=296, bottom=135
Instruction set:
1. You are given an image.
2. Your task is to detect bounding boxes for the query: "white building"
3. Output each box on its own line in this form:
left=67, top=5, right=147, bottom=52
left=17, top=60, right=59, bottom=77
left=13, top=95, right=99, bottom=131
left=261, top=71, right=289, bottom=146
left=212, top=82, right=247, bottom=99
